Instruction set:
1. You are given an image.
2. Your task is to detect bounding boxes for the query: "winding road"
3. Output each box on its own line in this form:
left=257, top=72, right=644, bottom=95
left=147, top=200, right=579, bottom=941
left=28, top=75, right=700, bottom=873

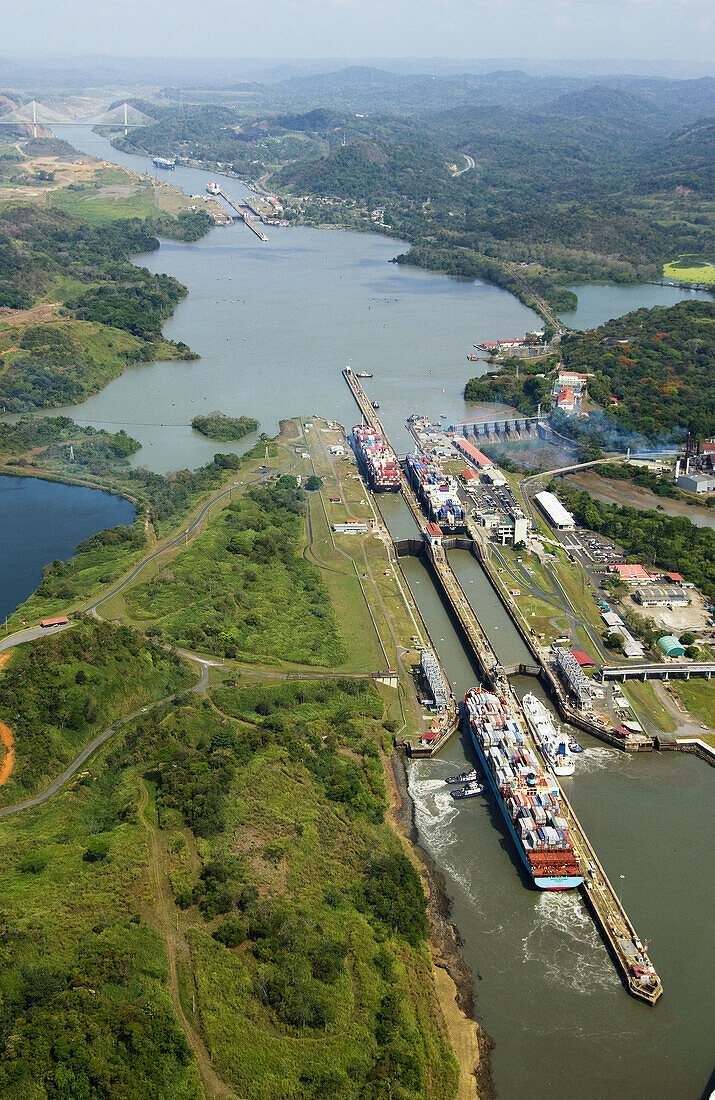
left=0, top=653, right=212, bottom=819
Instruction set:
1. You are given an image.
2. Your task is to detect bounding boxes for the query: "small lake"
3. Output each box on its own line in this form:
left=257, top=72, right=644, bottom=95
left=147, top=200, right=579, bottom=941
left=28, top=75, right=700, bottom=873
left=0, top=476, right=134, bottom=621
left=558, top=283, right=712, bottom=330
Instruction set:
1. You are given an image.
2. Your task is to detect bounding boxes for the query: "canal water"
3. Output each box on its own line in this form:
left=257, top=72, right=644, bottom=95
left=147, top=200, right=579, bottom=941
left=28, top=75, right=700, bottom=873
left=0, top=476, right=134, bottom=621
left=16, top=125, right=712, bottom=1099
left=50, top=124, right=539, bottom=473
left=558, top=282, right=712, bottom=330
left=400, top=549, right=714, bottom=1100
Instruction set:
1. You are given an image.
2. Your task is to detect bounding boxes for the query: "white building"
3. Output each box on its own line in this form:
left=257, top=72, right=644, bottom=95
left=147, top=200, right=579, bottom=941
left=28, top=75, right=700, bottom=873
left=633, top=586, right=690, bottom=608
left=534, top=491, right=575, bottom=530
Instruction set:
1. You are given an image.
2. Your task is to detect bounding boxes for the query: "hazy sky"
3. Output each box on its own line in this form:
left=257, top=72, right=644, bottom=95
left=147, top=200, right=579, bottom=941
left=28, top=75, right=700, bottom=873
left=2, top=0, right=713, bottom=64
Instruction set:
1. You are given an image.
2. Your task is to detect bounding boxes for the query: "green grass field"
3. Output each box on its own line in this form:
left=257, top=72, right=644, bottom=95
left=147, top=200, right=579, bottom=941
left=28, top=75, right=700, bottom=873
left=48, top=178, right=159, bottom=224
left=663, top=260, right=715, bottom=285
left=122, top=482, right=348, bottom=667
left=671, top=679, right=715, bottom=728
left=622, top=680, right=676, bottom=733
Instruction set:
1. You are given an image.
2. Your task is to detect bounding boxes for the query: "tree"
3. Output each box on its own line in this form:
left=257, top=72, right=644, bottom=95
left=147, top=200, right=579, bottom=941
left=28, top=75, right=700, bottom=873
left=679, top=632, right=696, bottom=646
left=305, top=475, right=322, bottom=491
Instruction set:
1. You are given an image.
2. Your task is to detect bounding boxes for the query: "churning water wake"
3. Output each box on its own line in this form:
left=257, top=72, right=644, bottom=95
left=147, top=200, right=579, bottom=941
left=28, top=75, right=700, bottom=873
left=521, top=892, right=621, bottom=995
left=573, top=745, right=621, bottom=774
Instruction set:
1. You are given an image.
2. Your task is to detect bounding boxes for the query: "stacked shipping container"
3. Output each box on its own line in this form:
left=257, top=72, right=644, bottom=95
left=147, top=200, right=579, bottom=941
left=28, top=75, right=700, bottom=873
left=352, top=425, right=401, bottom=491
left=405, top=453, right=466, bottom=527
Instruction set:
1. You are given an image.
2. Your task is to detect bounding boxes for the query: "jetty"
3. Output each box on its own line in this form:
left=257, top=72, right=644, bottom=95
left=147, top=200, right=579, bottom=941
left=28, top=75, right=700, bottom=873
left=342, top=367, right=663, bottom=1005
left=216, top=188, right=269, bottom=241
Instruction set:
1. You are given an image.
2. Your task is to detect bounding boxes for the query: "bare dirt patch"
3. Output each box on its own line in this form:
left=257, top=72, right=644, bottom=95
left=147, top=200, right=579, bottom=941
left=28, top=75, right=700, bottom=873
left=566, top=470, right=715, bottom=526
left=0, top=653, right=15, bottom=787
left=0, top=302, right=62, bottom=326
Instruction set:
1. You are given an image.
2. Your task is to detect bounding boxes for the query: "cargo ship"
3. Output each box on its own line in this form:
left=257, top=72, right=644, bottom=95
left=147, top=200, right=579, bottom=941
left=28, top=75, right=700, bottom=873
left=522, top=693, right=575, bottom=776
left=352, top=424, right=400, bottom=491
left=464, top=688, right=583, bottom=889
left=206, top=182, right=221, bottom=195
left=153, top=156, right=175, bottom=170
left=405, top=453, right=465, bottom=528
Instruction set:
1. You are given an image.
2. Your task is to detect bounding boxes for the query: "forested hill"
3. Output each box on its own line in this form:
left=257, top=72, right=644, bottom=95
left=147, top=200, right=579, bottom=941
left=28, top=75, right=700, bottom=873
left=0, top=206, right=201, bottom=409
left=113, top=72, right=714, bottom=311
left=561, top=300, right=715, bottom=438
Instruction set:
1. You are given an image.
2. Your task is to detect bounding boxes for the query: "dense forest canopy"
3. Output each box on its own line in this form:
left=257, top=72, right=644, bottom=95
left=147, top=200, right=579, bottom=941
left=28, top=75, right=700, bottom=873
left=561, top=300, right=715, bottom=438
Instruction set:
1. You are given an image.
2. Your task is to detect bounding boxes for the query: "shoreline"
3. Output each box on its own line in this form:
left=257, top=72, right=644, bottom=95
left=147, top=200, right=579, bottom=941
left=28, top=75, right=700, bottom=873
left=386, top=749, right=496, bottom=1100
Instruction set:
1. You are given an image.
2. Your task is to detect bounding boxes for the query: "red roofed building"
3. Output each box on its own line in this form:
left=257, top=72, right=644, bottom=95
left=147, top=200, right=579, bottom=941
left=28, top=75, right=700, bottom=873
left=608, top=563, right=650, bottom=583
left=557, top=387, right=576, bottom=411
left=461, top=469, right=479, bottom=482
left=571, top=650, right=596, bottom=667
left=425, top=522, right=443, bottom=547
left=454, top=438, right=494, bottom=469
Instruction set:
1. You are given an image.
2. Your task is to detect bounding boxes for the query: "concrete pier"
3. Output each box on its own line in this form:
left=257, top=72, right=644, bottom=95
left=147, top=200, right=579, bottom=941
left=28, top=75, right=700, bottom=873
left=217, top=188, right=269, bottom=240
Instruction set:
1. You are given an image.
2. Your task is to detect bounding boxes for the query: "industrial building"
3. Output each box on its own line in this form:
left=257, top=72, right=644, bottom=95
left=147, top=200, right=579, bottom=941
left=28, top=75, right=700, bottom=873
left=676, top=473, right=715, bottom=494
left=534, top=491, right=575, bottom=530
left=554, top=646, right=596, bottom=707
left=481, top=466, right=508, bottom=487
left=333, top=522, right=369, bottom=534
left=658, top=635, right=686, bottom=658
left=633, top=586, right=690, bottom=608
left=454, top=438, right=494, bottom=469
left=420, top=649, right=450, bottom=710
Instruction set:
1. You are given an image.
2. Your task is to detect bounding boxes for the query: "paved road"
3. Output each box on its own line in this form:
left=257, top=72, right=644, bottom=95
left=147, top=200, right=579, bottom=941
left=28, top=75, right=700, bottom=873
left=453, top=153, right=475, bottom=176
left=0, top=622, right=72, bottom=653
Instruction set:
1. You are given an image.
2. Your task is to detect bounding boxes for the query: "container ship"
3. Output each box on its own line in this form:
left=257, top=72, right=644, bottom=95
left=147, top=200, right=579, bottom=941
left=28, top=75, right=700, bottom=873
left=522, top=693, right=575, bottom=776
left=153, top=156, right=175, bottom=170
left=352, top=424, right=400, bottom=491
left=405, top=453, right=465, bottom=528
left=464, top=688, right=583, bottom=889
left=206, top=182, right=221, bottom=195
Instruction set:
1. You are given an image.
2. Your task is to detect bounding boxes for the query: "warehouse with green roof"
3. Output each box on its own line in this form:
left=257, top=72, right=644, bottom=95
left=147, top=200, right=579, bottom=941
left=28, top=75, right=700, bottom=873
left=658, top=635, right=685, bottom=658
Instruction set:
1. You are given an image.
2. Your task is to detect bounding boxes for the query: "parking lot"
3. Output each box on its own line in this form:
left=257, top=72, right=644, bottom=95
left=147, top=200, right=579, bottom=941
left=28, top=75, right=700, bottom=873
left=466, top=480, right=525, bottom=519
left=558, top=526, right=625, bottom=567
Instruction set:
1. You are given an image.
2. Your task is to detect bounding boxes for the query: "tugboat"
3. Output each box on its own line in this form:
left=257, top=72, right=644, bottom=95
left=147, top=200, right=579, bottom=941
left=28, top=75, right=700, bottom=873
left=446, top=769, right=479, bottom=785
left=206, top=182, right=221, bottom=195
left=450, top=781, right=484, bottom=800
left=371, top=400, right=380, bottom=409
left=568, top=738, right=584, bottom=754
left=355, top=371, right=373, bottom=378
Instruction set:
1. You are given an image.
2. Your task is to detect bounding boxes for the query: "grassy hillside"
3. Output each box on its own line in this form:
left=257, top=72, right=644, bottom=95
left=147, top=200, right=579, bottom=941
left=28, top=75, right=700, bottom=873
left=123, top=478, right=347, bottom=666
left=0, top=744, right=204, bottom=1100
left=0, top=619, right=193, bottom=805
left=143, top=680, right=459, bottom=1099
left=0, top=654, right=459, bottom=1099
